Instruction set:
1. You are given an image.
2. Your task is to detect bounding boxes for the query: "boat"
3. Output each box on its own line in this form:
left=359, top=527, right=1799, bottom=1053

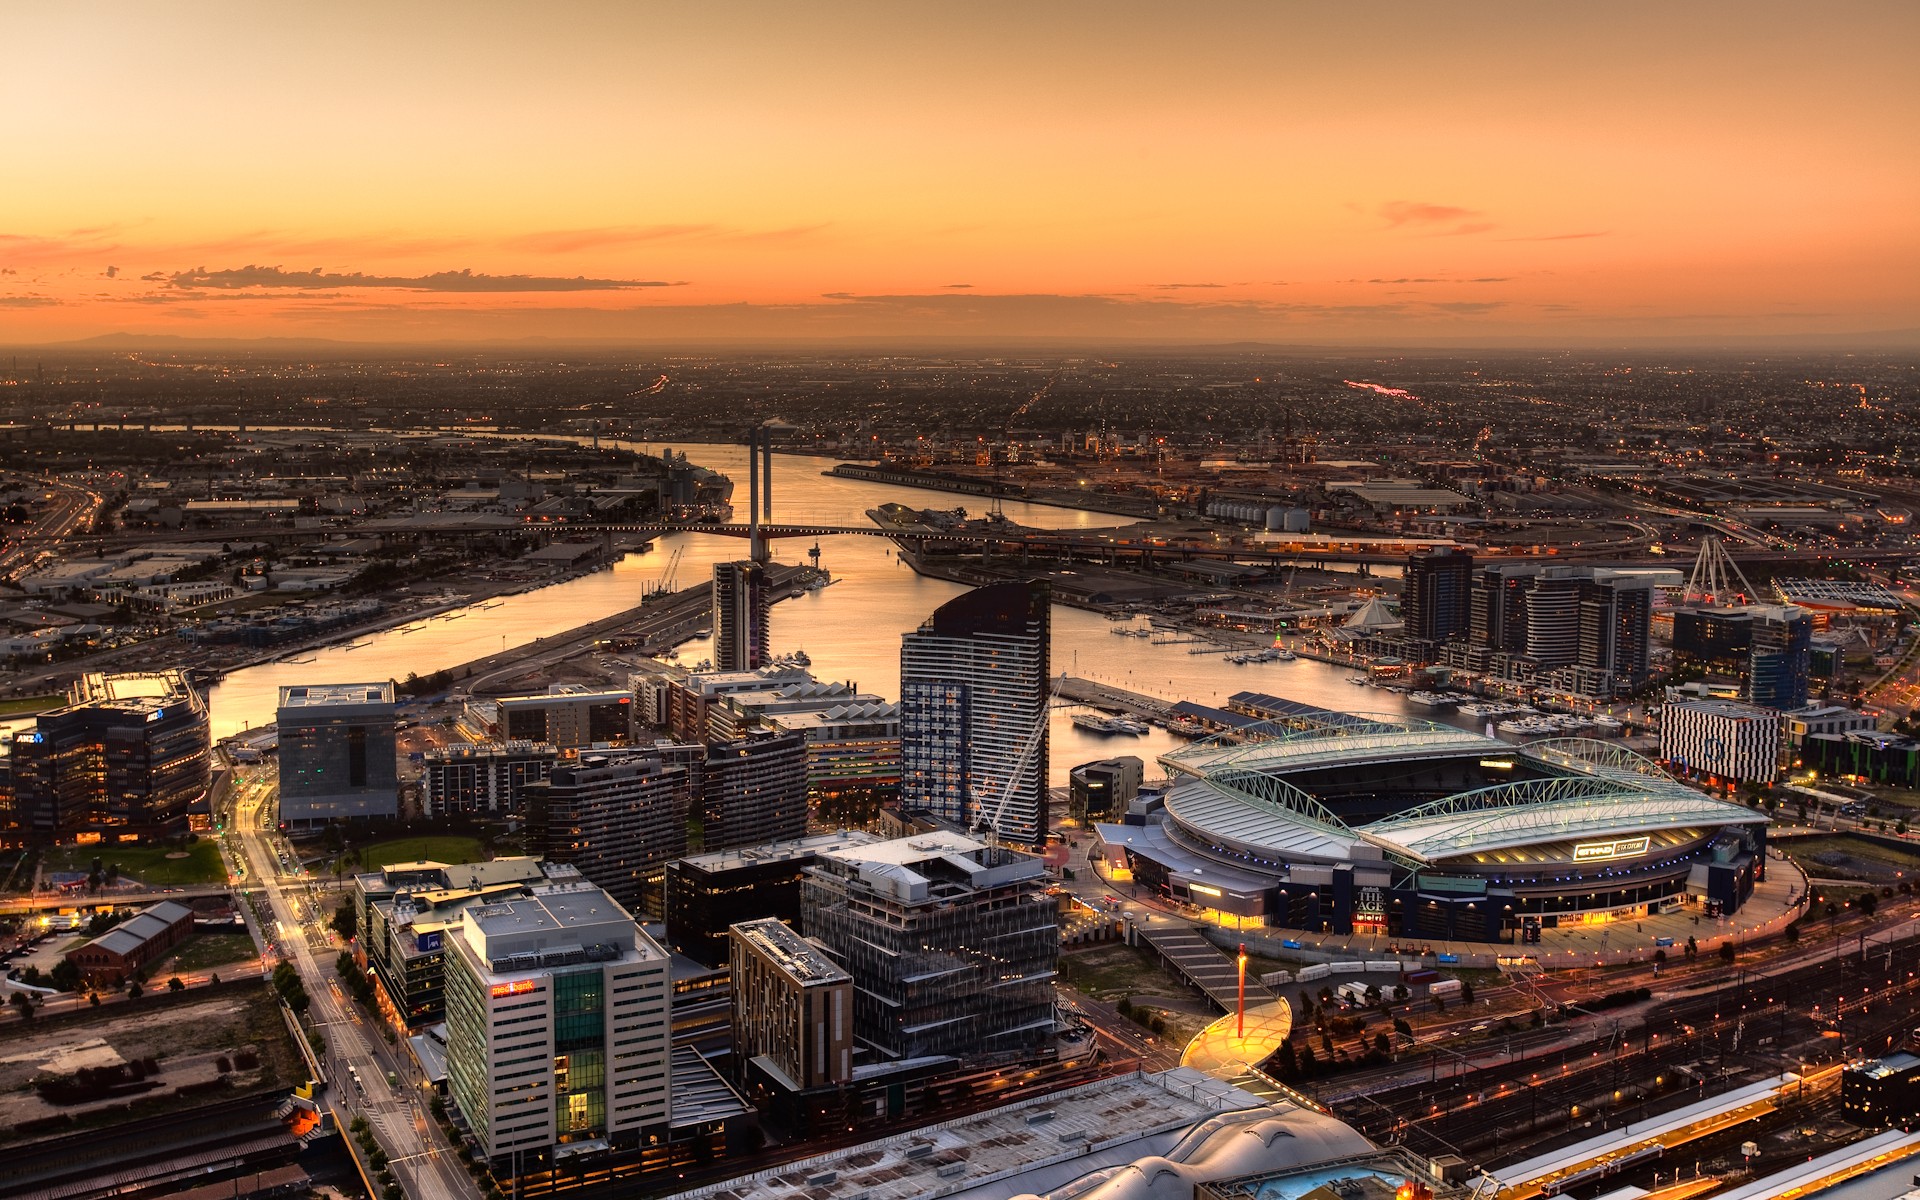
left=1347, top=676, right=1370, bottom=686
left=1407, top=690, right=1456, bottom=709
left=1273, top=648, right=1296, bottom=660
left=1108, top=718, right=1150, bottom=735
left=1072, top=713, right=1124, bottom=735
left=1496, top=716, right=1560, bottom=738
left=477, top=600, right=503, bottom=609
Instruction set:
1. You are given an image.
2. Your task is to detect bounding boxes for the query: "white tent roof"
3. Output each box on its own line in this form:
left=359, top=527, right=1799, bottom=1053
left=1344, top=597, right=1399, bottom=630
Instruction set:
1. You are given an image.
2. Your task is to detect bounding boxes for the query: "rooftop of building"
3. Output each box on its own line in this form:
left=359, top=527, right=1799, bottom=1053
left=467, top=883, right=630, bottom=936
left=731, top=918, right=849, bottom=986
left=1326, top=479, right=1472, bottom=506
left=825, top=830, right=988, bottom=866
left=498, top=686, right=633, bottom=707
left=66, top=670, right=198, bottom=711
left=670, top=1046, right=753, bottom=1130
left=80, top=900, right=195, bottom=959
left=354, top=855, right=549, bottom=896
left=673, top=829, right=881, bottom=875
left=1787, top=704, right=1871, bottom=722
left=764, top=703, right=900, bottom=731
left=459, top=882, right=658, bottom=973
left=1663, top=696, right=1779, bottom=720
left=816, top=832, right=1049, bottom=901
left=681, top=1069, right=1276, bottom=1200
left=277, top=682, right=395, bottom=710
left=421, top=739, right=557, bottom=761
left=1848, top=1052, right=1920, bottom=1079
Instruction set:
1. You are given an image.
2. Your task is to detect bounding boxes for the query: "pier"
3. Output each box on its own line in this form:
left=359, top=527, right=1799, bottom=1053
left=1055, top=676, right=1177, bottom=720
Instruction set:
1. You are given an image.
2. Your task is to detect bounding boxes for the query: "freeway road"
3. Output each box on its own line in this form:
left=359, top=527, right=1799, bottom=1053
left=0, top=470, right=104, bottom=583
left=227, top=773, right=475, bottom=1200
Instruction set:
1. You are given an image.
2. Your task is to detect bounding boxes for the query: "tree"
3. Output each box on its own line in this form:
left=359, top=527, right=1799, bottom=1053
left=1393, top=1017, right=1414, bottom=1043
left=167, top=976, right=186, bottom=993
left=1653, top=948, right=1667, bottom=966
left=1859, top=891, right=1880, bottom=917
left=1718, top=941, right=1736, bottom=964
left=1460, top=980, right=1475, bottom=1005
left=8, top=991, right=29, bottom=1015
left=1373, top=1032, right=1392, bottom=1057
left=88, top=992, right=100, bottom=1007
left=126, top=979, right=143, bottom=1000
left=331, top=898, right=357, bottom=940
left=1273, top=1039, right=1300, bottom=1079
left=1685, top=935, right=1698, bottom=958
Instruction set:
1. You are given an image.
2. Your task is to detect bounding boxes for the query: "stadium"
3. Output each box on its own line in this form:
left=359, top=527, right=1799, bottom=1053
left=1093, top=704, right=1768, bottom=943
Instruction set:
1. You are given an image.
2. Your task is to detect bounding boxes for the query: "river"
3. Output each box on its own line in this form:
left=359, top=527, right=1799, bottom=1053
left=207, top=440, right=1441, bottom=784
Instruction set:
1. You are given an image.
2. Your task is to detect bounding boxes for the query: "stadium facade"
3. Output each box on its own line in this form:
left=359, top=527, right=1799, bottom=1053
left=1094, top=705, right=1767, bottom=942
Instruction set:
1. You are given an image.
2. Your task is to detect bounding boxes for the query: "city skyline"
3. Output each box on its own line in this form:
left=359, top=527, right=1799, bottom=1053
left=3, top=2, right=1916, bottom=346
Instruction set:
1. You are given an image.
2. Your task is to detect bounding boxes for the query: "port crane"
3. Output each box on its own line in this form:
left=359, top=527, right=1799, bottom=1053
left=644, top=544, right=683, bottom=601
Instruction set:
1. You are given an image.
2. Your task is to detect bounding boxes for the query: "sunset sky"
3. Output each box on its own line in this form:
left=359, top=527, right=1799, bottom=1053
left=3, top=2, right=1916, bottom=345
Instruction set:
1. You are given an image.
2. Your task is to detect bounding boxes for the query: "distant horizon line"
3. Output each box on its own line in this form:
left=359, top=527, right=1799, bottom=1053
left=3, top=327, right=1918, bottom=358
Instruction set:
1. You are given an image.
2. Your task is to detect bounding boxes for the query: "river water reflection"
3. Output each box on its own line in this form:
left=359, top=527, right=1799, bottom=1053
left=210, top=440, right=1436, bottom=784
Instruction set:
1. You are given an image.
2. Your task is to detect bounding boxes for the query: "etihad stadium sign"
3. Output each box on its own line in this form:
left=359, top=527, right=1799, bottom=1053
left=1573, top=836, right=1651, bottom=863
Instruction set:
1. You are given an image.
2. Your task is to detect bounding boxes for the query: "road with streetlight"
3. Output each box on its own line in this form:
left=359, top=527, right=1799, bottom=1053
left=225, top=770, right=475, bottom=1200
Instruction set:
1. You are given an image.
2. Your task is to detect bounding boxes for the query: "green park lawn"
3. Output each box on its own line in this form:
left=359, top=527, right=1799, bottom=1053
left=151, top=928, right=260, bottom=976
left=348, top=835, right=487, bottom=873
left=43, top=840, right=228, bottom=887
left=0, top=694, right=62, bottom=717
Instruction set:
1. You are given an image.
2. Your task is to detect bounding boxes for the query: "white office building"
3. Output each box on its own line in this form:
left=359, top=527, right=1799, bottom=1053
left=1661, top=697, right=1782, bottom=785
left=444, top=882, right=673, bottom=1165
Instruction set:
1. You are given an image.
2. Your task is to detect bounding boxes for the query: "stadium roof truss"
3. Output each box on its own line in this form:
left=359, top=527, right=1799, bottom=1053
left=1162, top=716, right=1764, bottom=868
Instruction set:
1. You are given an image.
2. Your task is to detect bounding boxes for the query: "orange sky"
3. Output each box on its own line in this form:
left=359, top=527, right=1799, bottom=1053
left=2, top=2, right=1916, bottom=345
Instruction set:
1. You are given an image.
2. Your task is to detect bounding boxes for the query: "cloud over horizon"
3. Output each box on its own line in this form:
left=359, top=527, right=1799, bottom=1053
left=165, top=265, right=684, bottom=292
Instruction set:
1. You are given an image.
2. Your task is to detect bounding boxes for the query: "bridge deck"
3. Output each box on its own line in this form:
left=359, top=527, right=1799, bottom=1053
left=1134, top=923, right=1274, bottom=1013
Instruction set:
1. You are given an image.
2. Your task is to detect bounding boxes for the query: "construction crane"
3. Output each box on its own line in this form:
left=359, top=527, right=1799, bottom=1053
left=644, top=544, right=683, bottom=601
left=974, top=676, right=1065, bottom=850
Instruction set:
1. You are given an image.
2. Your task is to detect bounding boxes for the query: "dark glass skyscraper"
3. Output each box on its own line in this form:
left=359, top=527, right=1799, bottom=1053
left=8, top=671, right=211, bottom=843
left=712, top=560, right=770, bottom=672
left=1749, top=605, right=1812, bottom=710
left=899, top=580, right=1050, bottom=846
left=1402, top=548, right=1474, bottom=643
